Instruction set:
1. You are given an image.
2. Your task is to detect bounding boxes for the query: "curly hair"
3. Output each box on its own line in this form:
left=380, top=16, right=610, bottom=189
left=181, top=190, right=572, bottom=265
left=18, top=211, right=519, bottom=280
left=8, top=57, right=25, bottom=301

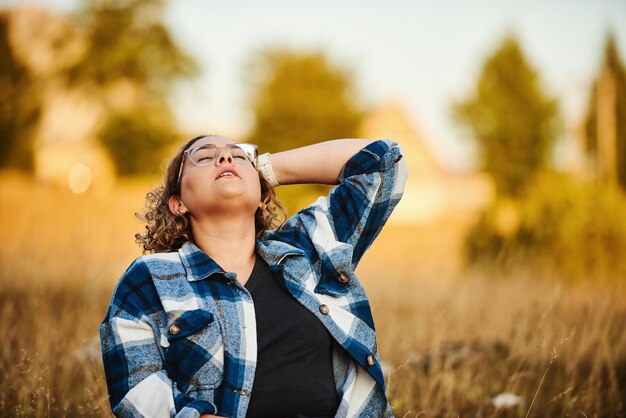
left=135, top=135, right=286, bottom=254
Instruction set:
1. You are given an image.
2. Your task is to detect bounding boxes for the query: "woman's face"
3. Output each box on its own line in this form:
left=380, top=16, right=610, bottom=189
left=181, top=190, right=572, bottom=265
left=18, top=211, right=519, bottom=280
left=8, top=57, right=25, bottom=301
left=176, top=136, right=262, bottom=218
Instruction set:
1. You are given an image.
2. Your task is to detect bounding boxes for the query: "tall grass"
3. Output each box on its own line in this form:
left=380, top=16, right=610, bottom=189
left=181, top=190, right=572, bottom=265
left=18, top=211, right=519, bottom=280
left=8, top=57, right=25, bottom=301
left=1, top=173, right=624, bottom=417
left=362, top=270, right=626, bottom=417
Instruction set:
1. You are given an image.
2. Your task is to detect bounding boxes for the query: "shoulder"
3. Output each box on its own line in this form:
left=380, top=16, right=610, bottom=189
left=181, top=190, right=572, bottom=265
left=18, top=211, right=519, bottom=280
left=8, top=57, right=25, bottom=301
left=120, top=251, right=181, bottom=282
left=136, top=251, right=186, bottom=274
left=109, top=251, right=182, bottom=316
left=122, top=251, right=187, bottom=292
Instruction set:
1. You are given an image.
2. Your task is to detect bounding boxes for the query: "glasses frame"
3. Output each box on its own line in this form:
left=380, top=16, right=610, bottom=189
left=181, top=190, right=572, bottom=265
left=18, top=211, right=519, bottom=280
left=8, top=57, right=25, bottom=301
left=176, top=142, right=258, bottom=187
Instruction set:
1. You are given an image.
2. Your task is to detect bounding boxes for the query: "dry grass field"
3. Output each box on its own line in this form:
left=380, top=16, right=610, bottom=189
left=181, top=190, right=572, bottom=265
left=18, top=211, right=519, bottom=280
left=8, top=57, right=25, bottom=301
left=1, top=172, right=624, bottom=417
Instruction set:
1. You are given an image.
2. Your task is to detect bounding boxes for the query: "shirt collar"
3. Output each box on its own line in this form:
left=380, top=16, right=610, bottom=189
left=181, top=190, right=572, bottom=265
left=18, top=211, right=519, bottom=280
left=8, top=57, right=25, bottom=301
left=178, top=238, right=305, bottom=282
left=178, top=242, right=228, bottom=282
left=255, top=236, right=305, bottom=267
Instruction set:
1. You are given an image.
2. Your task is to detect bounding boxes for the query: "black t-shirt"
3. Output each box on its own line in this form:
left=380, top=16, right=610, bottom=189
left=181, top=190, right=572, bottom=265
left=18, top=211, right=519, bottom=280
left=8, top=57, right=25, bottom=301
left=244, top=256, right=339, bottom=418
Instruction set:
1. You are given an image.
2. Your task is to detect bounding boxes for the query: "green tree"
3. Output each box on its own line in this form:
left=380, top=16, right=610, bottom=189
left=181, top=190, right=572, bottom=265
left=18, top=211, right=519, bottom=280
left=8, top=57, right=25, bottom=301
left=0, top=15, right=40, bottom=172
left=67, top=0, right=198, bottom=175
left=246, top=48, right=362, bottom=153
left=584, top=31, right=626, bottom=191
left=99, top=109, right=176, bottom=176
left=453, top=34, right=560, bottom=197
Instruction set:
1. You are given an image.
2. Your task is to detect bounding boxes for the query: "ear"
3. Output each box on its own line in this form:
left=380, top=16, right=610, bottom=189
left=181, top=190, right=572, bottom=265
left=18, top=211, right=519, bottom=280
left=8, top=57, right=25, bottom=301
left=169, top=195, right=188, bottom=216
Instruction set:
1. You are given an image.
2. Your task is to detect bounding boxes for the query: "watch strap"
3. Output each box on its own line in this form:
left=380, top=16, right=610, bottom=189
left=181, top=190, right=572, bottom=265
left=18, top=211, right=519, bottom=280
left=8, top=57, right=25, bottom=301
left=257, top=152, right=279, bottom=187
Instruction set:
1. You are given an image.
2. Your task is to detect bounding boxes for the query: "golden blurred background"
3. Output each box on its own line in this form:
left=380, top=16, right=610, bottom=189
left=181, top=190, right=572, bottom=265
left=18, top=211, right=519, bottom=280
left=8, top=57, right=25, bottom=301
left=1, top=0, right=625, bottom=416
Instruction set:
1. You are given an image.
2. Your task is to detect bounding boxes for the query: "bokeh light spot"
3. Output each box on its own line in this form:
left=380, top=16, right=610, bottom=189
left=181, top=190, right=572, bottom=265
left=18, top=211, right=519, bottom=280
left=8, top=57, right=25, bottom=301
left=68, top=162, right=92, bottom=194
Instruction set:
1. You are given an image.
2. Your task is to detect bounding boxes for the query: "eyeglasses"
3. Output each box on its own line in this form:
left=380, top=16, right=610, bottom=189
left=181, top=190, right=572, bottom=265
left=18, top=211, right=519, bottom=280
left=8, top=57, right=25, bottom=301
left=177, top=143, right=258, bottom=186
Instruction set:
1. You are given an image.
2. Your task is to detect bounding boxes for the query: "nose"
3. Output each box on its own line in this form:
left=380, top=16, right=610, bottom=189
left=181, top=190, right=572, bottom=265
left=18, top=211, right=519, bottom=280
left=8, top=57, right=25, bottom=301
left=215, top=148, right=234, bottom=166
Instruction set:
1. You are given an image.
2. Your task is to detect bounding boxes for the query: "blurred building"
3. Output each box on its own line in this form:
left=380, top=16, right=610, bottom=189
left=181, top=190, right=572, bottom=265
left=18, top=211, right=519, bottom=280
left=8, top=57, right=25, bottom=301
left=3, top=5, right=115, bottom=193
left=359, top=101, right=494, bottom=225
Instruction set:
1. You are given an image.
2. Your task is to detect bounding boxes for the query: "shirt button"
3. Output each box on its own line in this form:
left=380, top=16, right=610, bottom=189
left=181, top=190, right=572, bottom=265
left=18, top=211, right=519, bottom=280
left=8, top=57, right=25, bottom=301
left=234, top=389, right=251, bottom=397
left=319, top=304, right=330, bottom=315
left=366, top=354, right=375, bottom=366
left=169, top=324, right=181, bottom=335
left=337, top=272, right=349, bottom=283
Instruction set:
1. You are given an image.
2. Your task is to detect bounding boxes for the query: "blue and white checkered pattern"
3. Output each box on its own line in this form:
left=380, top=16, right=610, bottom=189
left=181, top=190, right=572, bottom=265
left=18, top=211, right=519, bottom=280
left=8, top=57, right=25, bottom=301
left=101, top=139, right=408, bottom=417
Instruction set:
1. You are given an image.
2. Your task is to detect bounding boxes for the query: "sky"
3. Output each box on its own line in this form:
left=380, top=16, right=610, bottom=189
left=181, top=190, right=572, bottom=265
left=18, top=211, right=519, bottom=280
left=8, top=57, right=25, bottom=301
left=3, top=0, right=626, bottom=170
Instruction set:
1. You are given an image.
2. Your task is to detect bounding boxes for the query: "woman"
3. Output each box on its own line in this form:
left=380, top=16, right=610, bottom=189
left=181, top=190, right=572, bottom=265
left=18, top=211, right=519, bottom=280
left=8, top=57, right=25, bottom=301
left=101, top=135, right=407, bottom=418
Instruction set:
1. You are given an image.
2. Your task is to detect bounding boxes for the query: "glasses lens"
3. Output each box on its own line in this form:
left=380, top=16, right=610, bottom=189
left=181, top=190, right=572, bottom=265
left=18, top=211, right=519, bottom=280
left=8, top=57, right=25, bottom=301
left=228, top=144, right=249, bottom=160
left=189, top=145, right=218, bottom=165
left=231, top=143, right=258, bottom=165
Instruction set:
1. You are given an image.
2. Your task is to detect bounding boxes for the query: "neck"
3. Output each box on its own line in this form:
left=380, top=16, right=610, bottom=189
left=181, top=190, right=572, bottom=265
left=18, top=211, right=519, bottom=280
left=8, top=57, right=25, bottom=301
left=190, top=212, right=257, bottom=283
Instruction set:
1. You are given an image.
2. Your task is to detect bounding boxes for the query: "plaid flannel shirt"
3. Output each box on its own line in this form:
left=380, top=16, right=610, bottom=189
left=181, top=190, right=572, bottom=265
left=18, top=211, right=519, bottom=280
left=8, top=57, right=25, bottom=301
left=101, top=139, right=408, bottom=418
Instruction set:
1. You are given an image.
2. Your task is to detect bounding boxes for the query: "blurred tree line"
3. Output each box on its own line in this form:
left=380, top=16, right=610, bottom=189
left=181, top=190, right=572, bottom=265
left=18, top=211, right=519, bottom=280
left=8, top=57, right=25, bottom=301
left=0, top=0, right=361, bottom=179
left=0, top=0, right=198, bottom=176
left=67, top=0, right=199, bottom=176
left=455, top=32, right=626, bottom=281
left=0, top=16, right=40, bottom=171
left=246, top=48, right=362, bottom=152
left=453, top=35, right=560, bottom=198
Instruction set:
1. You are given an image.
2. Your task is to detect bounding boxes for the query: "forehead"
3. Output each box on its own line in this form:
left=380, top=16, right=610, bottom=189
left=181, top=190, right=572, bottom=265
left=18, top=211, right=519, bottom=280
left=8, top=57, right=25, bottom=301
left=192, top=135, right=235, bottom=149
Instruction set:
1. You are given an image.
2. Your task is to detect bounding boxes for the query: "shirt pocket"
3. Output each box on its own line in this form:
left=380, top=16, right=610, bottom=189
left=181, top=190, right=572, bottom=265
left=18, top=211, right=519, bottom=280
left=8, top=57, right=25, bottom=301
left=163, top=309, right=224, bottom=394
left=314, top=242, right=355, bottom=297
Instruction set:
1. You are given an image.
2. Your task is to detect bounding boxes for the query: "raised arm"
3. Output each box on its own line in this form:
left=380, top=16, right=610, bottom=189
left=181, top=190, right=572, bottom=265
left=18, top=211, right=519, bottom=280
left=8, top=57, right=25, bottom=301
left=266, top=139, right=408, bottom=268
left=268, top=139, right=375, bottom=185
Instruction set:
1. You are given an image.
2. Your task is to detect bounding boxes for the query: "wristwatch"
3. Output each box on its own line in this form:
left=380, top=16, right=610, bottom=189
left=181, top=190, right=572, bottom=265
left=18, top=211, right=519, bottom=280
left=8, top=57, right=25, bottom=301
left=257, top=153, right=279, bottom=187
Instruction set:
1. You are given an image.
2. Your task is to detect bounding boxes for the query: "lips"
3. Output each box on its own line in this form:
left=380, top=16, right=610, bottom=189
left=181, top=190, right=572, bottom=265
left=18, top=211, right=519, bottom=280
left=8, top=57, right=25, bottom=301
left=215, top=167, right=240, bottom=179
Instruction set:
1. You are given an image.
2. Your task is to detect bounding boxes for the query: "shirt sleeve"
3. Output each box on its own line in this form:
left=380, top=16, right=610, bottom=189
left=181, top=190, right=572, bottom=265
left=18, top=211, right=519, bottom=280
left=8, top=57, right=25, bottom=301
left=309, top=139, right=407, bottom=268
left=100, top=260, right=216, bottom=418
left=330, top=139, right=407, bottom=266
